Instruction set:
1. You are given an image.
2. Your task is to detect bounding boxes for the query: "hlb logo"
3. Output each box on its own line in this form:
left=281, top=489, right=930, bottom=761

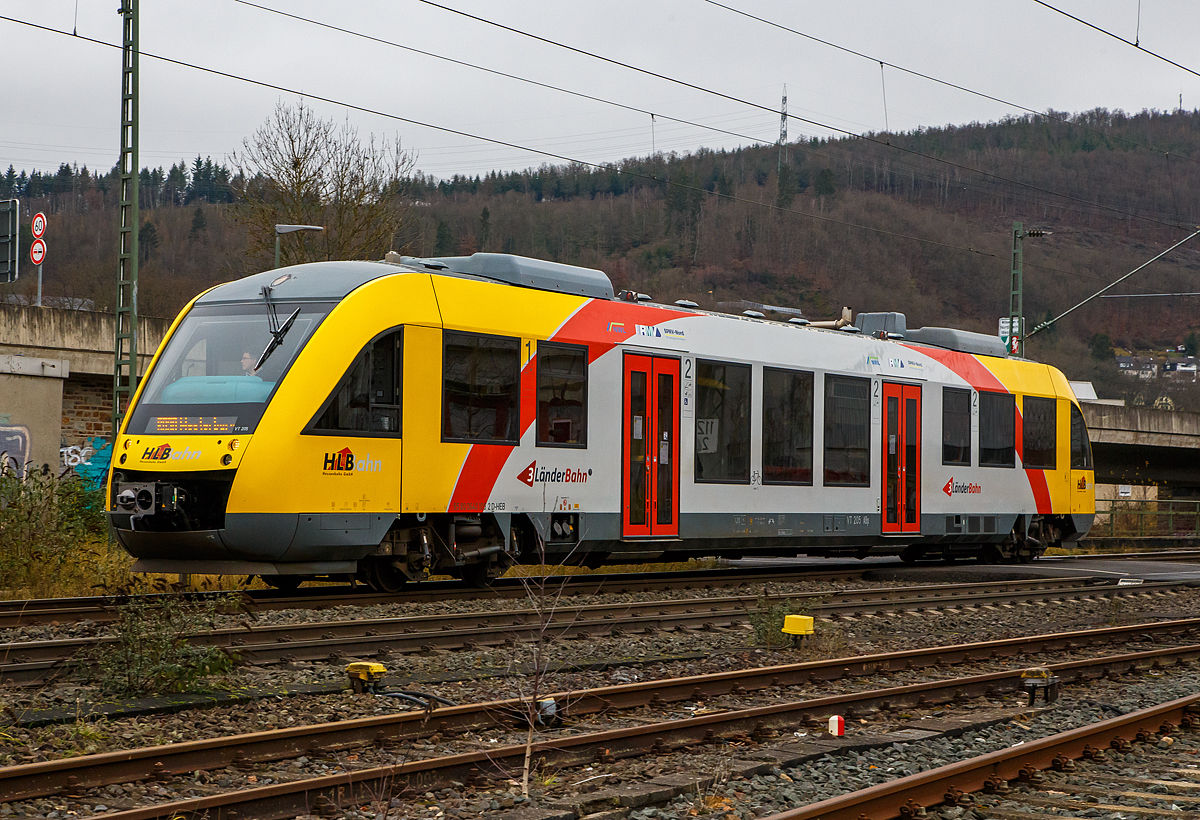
left=943, top=477, right=982, bottom=497
left=516, top=460, right=590, bottom=487
left=141, top=443, right=201, bottom=462
left=322, top=447, right=381, bottom=474
left=144, top=443, right=172, bottom=461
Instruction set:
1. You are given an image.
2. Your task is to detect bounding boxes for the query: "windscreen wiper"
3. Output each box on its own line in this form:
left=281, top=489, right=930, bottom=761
left=254, top=284, right=301, bottom=372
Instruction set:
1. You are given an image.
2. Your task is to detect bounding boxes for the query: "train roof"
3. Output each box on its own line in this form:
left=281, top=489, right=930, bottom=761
left=196, top=261, right=399, bottom=305
left=201, top=254, right=1010, bottom=361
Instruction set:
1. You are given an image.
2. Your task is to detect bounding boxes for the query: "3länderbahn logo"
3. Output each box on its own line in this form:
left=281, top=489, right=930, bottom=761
left=943, top=477, right=982, bottom=497
left=516, top=461, right=591, bottom=488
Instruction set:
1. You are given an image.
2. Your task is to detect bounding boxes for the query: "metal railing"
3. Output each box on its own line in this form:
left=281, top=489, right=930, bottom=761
left=1092, top=499, right=1200, bottom=538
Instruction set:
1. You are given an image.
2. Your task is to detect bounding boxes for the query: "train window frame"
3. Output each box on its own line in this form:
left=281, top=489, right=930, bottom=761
left=306, top=327, right=404, bottom=438
left=441, top=330, right=522, bottom=445
left=823, top=374, right=872, bottom=487
left=761, top=366, right=814, bottom=486
left=693, top=358, right=752, bottom=485
left=979, top=391, right=1016, bottom=468
left=941, top=387, right=972, bottom=466
left=1070, top=402, right=1093, bottom=470
left=1022, top=395, right=1057, bottom=470
left=536, top=341, right=588, bottom=449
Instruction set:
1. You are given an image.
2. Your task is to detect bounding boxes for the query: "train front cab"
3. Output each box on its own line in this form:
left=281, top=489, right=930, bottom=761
left=983, top=358, right=1095, bottom=559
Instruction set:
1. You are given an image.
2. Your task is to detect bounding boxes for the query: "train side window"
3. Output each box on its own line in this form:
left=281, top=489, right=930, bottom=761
left=942, top=387, right=971, bottom=466
left=979, top=391, right=1015, bottom=467
left=1070, top=403, right=1093, bottom=470
left=536, top=342, right=588, bottom=447
left=442, top=331, right=521, bottom=444
left=1023, top=396, right=1057, bottom=470
left=694, top=359, right=751, bottom=483
left=823, top=375, right=871, bottom=486
left=762, top=367, right=813, bottom=484
left=311, top=328, right=403, bottom=435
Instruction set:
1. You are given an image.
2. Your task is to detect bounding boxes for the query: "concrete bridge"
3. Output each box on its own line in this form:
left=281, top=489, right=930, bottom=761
left=1081, top=403, right=1200, bottom=490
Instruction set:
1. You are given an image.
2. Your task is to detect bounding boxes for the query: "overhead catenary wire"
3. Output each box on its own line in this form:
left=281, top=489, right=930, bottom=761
left=1027, top=227, right=1200, bottom=338
left=412, top=0, right=1191, bottom=230
left=230, top=1, right=1183, bottom=230
left=702, top=0, right=1200, bottom=167
left=1030, top=0, right=1200, bottom=80
left=229, top=2, right=1176, bottom=230
left=0, top=12, right=1185, bottom=295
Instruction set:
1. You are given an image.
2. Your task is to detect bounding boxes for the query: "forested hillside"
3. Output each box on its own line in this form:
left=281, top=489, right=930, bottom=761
left=5, top=107, right=1200, bottom=404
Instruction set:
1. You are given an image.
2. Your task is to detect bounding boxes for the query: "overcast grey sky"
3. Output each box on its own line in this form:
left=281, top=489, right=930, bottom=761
left=4, top=0, right=1199, bottom=180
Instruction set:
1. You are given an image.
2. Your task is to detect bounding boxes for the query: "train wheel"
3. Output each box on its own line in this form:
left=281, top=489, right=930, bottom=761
left=263, top=576, right=302, bottom=590
left=366, top=560, right=408, bottom=594
left=941, top=553, right=957, bottom=564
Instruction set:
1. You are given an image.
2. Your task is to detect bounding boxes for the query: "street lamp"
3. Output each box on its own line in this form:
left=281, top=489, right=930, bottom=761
left=274, top=224, right=324, bottom=269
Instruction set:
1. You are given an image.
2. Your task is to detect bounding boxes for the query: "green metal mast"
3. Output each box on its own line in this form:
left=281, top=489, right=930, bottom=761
left=1008, top=221, right=1023, bottom=358
left=112, top=0, right=139, bottom=440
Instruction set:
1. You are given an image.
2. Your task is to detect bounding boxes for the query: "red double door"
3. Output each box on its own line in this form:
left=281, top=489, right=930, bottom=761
left=622, top=355, right=680, bottom=537
left=882, top=382, right=922, bottom=534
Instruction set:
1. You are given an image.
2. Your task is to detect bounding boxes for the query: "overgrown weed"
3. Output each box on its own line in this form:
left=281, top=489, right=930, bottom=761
left=82, top=593, right=240, bottom=697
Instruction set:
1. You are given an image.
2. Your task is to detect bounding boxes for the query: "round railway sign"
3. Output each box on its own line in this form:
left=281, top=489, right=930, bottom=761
left=31, top=212, right=46, bottom=239
left=29, top=238, right=46, bottom=266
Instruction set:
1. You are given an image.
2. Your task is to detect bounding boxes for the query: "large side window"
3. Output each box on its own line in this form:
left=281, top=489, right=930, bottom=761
left=1023, top=396, right=1057, bottom=470
left=942, top=387, right=971, bottom=466
left=537, top=342, right=588, bottom=447
left=312, top=328, right=402, bottom=435
left=762, top=367, right=814, bottom=484
left=823, top=375, right=871, bottom=486
left=979, top=391, right=1015, bottom=467
left=1070, top=403, right=1093, bottom=470
left=694, top=360, right=751, bottom=483
left=442, top=331, right=521, bottom=443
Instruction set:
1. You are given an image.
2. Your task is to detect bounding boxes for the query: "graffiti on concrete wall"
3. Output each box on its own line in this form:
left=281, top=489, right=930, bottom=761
left=0, top=424, right=31, bottom=474
left=68, top=437, right=113, bottom=490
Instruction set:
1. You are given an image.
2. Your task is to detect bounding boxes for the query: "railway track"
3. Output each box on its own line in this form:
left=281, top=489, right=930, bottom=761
left=0, top=565, right=869, bottom=628
left=5, top=619, right=1200, bottom=816
left=0, top=577, right=1178, bottom=687
left=762, top=694, right=1200, bottom=820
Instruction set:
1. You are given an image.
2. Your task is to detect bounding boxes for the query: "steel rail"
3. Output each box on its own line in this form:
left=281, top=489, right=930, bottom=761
left=0, top=578, right=1177, bottom=686
left=4, top=617, right=1200, bottom=804
left=759, top=694, right=1200, bottom=820
left=28, top=641, right=1200, bottom=819
left=0, top=565, right=869, bottom=628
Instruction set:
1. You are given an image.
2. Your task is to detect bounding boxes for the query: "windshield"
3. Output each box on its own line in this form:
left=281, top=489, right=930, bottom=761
left=126, top=301, right=330, bottom=435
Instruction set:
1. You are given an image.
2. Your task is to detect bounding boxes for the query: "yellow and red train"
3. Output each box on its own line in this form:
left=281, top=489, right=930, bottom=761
left=108, top=253, right=1095, bottom=590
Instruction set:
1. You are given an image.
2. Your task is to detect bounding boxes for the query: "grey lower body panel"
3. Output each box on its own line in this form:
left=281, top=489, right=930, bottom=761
left=131, top=558, right=357, bottom=576
left=539, top=510, right=1018, bottom=563
left=114, top=512, right=395, bottom=565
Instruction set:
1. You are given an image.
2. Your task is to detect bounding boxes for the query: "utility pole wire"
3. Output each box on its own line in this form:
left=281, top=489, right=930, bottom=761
left=1027, top=227, right=1200, bottom=338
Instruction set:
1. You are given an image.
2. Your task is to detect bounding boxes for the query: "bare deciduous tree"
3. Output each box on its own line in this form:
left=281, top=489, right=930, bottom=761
left=232, top=100, right=417, bottom=270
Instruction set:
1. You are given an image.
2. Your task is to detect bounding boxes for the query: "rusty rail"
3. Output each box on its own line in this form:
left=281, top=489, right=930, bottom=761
left=0, top=577, right=1177, bottom=686
left=761, top=693, right=1200, bottom=820
left=4, top=617, right=1200, bottom=807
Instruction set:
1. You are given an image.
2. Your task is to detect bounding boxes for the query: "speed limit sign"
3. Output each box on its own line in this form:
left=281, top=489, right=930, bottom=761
left=31, top=212, right=46, bottom=239
left=30, top=238, right=45, bottom=266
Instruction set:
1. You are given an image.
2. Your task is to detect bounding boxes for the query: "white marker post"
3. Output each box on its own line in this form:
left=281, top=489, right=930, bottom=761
left=30, top=212, right=46, bottom=307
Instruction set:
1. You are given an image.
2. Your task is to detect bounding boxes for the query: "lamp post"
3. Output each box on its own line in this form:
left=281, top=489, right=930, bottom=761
left=274, top=224, right=324, bottom=269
